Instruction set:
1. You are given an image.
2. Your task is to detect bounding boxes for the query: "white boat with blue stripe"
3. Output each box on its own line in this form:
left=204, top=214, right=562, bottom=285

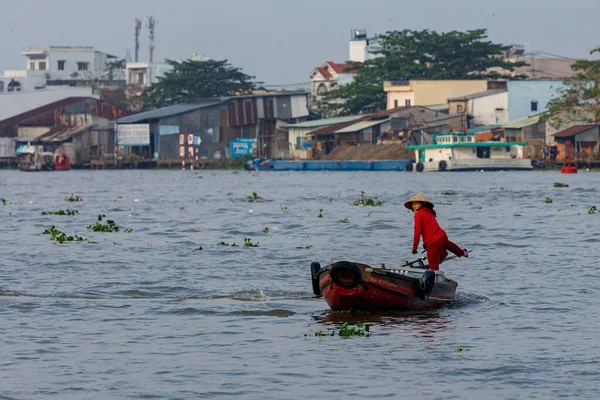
left=405, top=131, right=532, bottom=172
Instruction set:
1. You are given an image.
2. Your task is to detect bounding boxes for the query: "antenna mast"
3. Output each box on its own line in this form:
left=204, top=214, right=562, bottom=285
left=133, top=18, right=142, bottom=62
left=147, top=16, right=156, bottom=63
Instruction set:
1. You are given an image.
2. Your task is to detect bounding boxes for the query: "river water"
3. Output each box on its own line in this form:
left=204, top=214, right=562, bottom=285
left=0, top=169, right=598, bottom=399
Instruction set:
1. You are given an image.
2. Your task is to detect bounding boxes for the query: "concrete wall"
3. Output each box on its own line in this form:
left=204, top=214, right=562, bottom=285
left=413, top=81, right=488, bottom=106
left=44, top=50, right=109, bottom=80
left=386, top=80, right=488, bottom=109
left=508, top=80, right=564, bottom=120
left=471, top=92, right=508, bottom=125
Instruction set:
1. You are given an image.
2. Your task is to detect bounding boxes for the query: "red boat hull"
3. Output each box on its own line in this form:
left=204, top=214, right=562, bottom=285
left=316, top=261, right=457, bottom=311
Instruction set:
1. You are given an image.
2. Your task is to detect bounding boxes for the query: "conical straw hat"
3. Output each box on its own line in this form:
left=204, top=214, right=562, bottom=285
left=404, top=192, right=434, bottom=209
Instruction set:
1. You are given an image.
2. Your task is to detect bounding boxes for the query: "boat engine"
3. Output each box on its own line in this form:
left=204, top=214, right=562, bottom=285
left=418, top=270, right=436, bottom=300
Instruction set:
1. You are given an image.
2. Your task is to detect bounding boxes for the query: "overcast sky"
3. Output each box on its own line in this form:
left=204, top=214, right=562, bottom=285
left=1, top=0, right=599, bottom=88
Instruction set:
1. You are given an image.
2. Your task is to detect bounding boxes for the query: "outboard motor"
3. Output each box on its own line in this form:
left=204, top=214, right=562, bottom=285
left=418, top=270, right=436, bottom=300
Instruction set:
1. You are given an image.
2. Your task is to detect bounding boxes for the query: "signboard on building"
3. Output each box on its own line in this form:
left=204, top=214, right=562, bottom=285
left=117, top=124, right=150, bottom=146
left=230, top=139, right=257, bottom=158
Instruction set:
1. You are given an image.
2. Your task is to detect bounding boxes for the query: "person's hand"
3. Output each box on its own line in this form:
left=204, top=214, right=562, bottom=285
left=412, top=249, right=418, bottom=255
left=422, top=244, right=427, bottom=250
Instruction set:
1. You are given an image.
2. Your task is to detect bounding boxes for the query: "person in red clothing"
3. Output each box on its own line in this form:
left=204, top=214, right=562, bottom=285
left=405, top=193, right=468, bottom=271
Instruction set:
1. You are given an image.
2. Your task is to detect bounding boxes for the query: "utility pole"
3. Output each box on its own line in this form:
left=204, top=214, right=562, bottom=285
left=133, top=18, right=141, bottom=62
left=147, top=16, right=156, bottom=63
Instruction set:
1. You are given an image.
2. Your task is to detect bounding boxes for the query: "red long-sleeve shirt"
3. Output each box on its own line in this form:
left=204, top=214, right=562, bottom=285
left=412, top=207, right=446, bottom=252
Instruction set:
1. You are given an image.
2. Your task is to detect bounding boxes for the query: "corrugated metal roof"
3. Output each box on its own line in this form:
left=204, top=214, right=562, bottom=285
left=424, top=113, right=463, bottom=123
left=501, top=115, right=541, bottom=129
left=118, top=92, right=309, bottom=124
left=467, top=125, right=502, bottom=134
left=284, top=115, right=363, bottom=129
left=551, top=124, right=597, bottom=137
left=425, top=104, right=450, bottom=111
left=335, top=118, right=390, bottom=133
left=118, top=101, right=224, bottom=124
left=447, top=90, right=506, bottom=101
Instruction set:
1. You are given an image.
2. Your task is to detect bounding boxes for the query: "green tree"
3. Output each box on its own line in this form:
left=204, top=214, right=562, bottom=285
left=105, top=59, right=126, bottom=81
left=546, top=48, right=600, bottom=126
left=142, top=59, right=257, bottom=110
left=324, top=29, right=528, bottom=115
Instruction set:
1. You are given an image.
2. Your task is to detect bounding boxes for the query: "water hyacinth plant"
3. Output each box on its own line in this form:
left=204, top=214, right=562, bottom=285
left=65, top=194, right=83, bottom=202
left=41, top=209, right=79, bottom=216
left=315, top=322, right=370, bottom=338
left=43, top=226, right=91, bottom=244
left=247, top=192, right=263, bottom=202
left=352, top=191, right=384, bottom=207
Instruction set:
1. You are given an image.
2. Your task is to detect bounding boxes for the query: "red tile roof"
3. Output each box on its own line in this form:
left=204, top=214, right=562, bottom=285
left=315, top=67, right=332, bottom=79
left=325, top=61, right=358, bottom=74
left=552, top=124, right=597, bottom=138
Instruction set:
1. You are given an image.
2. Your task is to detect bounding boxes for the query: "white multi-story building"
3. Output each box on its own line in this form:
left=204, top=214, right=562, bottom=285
left=0, top=46, right=121, bottom=93
left=125, top=61, right=173, bottom=98
left=348, top=29, right=381, bottom=63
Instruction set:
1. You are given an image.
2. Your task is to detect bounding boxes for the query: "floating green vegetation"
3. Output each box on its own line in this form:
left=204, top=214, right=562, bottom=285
left=65, top=194, right=83, bottom=202
left=218, top=241, right=238, bottom=247
left=263, top=226, right=269, bottom=233
left=280, top=205, right=288, bottom=211
left=329, top=197, right=334, bottom=202
left=337, top=218, right=349, bottom=223
left=315, top=322, right=370, bottom=338
left=193, top=246, right=203, bottom=251
left=317, top=209, right=323, bottom=218
left=247, top=192, right=263, bottom=202
left=589, top=206, right=598, bottom=215
left=226, top=192, right=234, bottom=196
left=554, top=182, right=569, bottom=188
left=41, top=209, right=79, bottom=216
left=1, top=198, right=6, bottom=205
left=513, top=212, right=522, bottom=217
left=456, top=347, right=470, bottom=353
left=441, top=191, right=457, bottom=196
left=244, top=238, right=259, bottom=247
left=466, top=202, right=473, bottom=206
left=43, top=226, right=90, bottom=244
left=544, top=197, right=553, bottom=204
left=438, top=201, right=452, bottom=206
left=87, top=215, right=132, bottom=233
left=352, top=191, right=384, bottom=207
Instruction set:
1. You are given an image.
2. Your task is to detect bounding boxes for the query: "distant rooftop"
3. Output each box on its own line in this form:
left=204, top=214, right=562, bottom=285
left=447, top=90, right=507, bottom=102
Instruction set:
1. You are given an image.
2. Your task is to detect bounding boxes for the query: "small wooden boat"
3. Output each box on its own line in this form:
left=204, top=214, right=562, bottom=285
left=311, top=257, right=457, bottom=311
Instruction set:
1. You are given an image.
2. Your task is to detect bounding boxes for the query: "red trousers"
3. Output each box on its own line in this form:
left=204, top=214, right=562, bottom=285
left=426, top=235, right=464, bottom=271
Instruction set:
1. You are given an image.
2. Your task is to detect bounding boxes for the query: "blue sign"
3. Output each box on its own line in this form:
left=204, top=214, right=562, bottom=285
left=230, top=139, right=257, bottom=158
left=194, top=134, right=201, bottom=147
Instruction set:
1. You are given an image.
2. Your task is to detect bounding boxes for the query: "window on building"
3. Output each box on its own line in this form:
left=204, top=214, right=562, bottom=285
left=531, top=100, right=538, bottom=112
left=316, top=83, right=328, bottom=95
left=296, top=136, right=304, bottom=150
left=457, top=105, right=463, bottom=113
left=38, top=62, right=46, bottom=71
left=30, top=62, right=35, bottom=70
left=405, top=99, right=411, bottom=106
left=138, top=72, right=145, bottom=85
left=394, top=99, right=398, bottom=108
left=58, top=60, right=65, bottom=70
left=77, top=62, right=89, bottom=71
